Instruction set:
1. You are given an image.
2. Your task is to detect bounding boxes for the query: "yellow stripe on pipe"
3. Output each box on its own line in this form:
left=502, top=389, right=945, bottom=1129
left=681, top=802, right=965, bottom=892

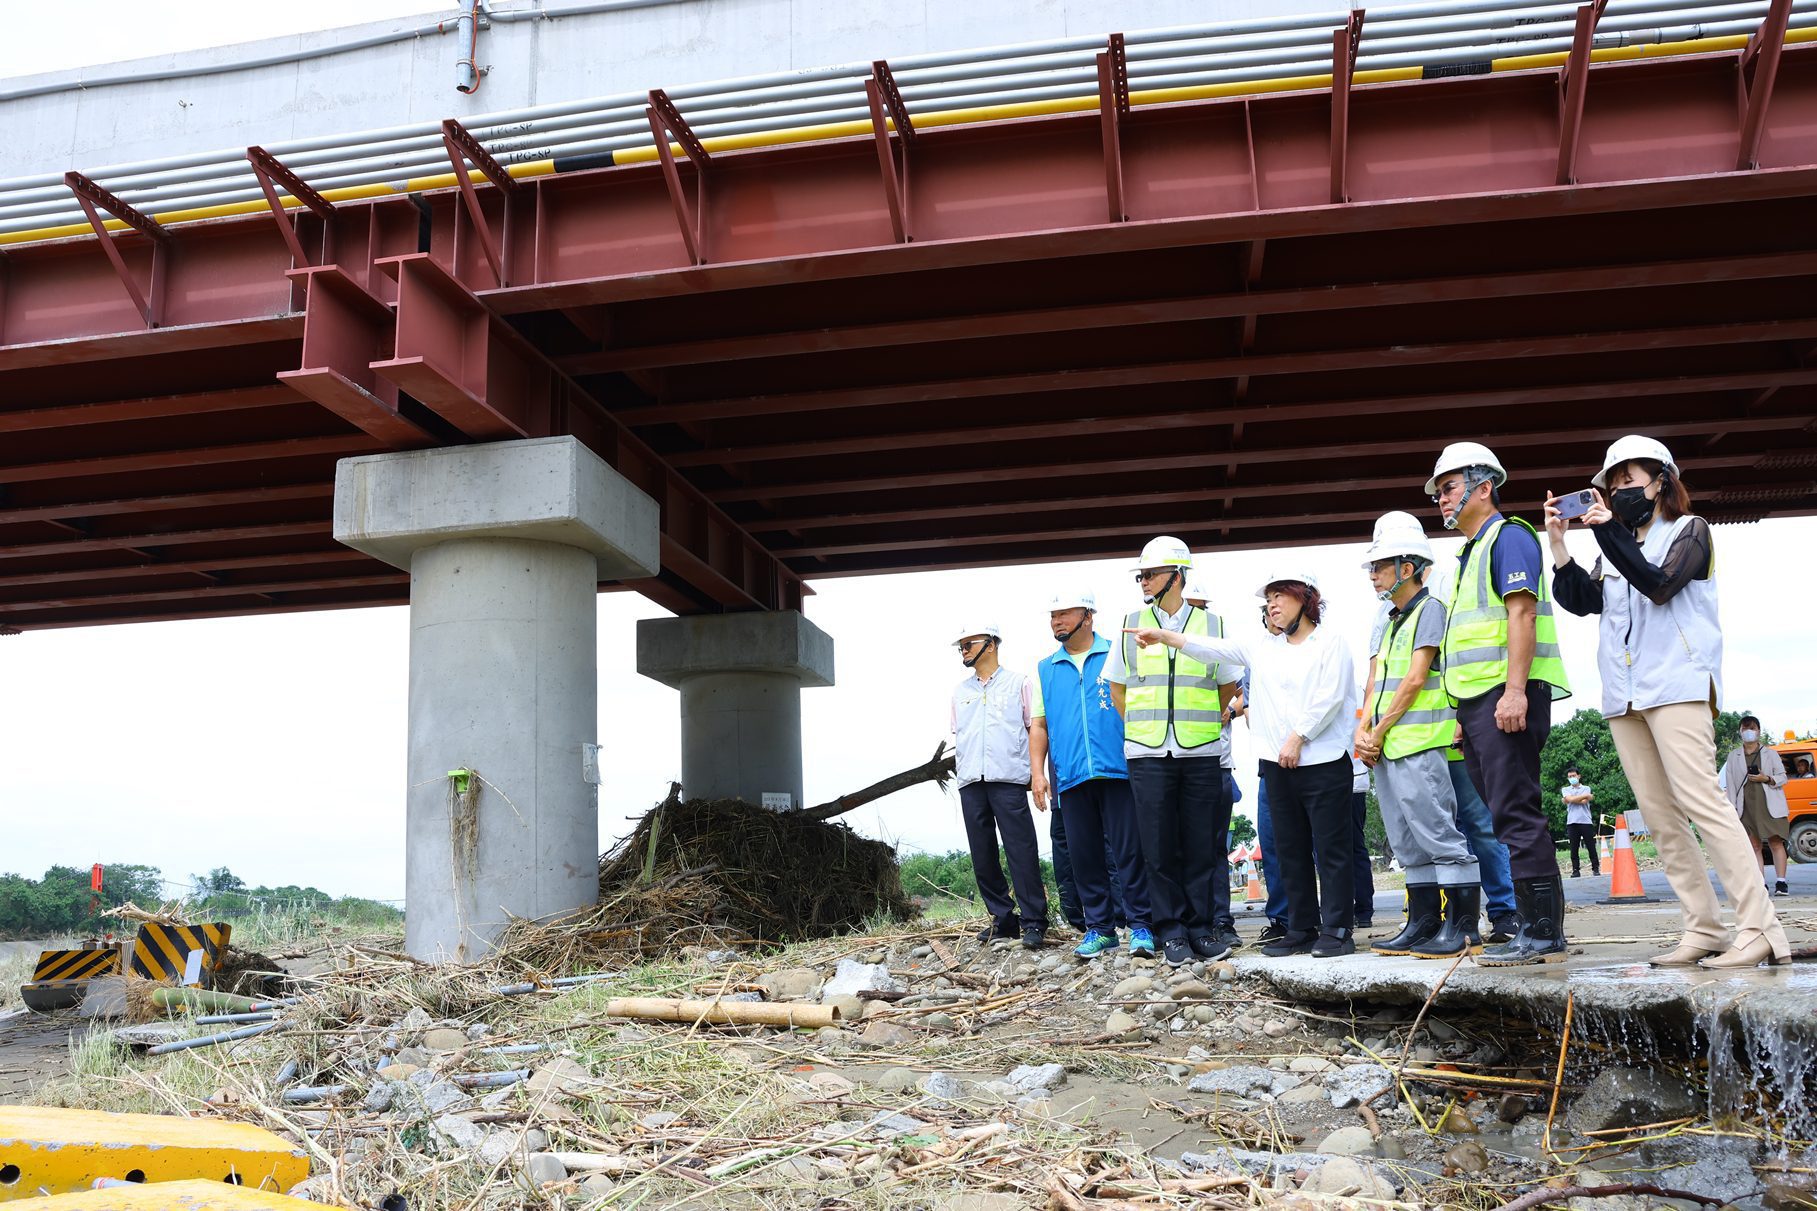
left=0, top=26, right=1811, bottom=249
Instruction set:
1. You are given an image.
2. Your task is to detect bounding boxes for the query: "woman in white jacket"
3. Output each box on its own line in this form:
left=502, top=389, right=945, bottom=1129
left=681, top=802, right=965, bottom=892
left=1127, top=570, right=1359, bottom=958
left=1723, top=714, right=1791, bottom=897
left=1548, top=436, right=1788, bottom=968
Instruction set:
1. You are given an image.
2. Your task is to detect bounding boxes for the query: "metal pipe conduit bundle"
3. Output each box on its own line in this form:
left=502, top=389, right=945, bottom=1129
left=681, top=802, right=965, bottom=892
left=0, top=0, right=1812, bottom=243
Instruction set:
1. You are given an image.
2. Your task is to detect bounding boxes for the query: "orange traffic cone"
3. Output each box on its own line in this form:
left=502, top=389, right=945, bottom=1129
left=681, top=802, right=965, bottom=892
left=1596, top=814, right=1657, bottom=904
left=1245, top=863, right=1265, bottom=903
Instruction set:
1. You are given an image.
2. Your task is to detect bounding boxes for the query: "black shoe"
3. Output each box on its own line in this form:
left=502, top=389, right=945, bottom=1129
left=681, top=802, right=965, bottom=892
left=1261, top=929, right=1317, bottom=957
left=1355, top=915, right=1374, bottom=929
left=1215, top=924, right=1243, bottom=951
left=1570, top=869, right=1581, bottom=880
left=1190, top=935, right=1232, bottom=961
left=1478, top=878, right=1568, bottom=967
left=1412, top=885, right=1481, bottom=959
left=1258, top=919, right=1289, bottom=944
left=1776, top=880, right=1790, bottom=898
left=1162, top=938, right=1192, bottom=965
left=1487, top=913, right=1519, bottom=944
left=1372, top=885, right=1442, bottom=956
left=1311, top=929, right=1355, bottom=958
left=978, top=914, right=1020, bottom=944
left=1021, top=924, right=1047, bottom=950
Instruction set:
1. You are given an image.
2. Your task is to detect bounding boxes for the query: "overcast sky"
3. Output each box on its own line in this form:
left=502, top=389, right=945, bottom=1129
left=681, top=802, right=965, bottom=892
left=5, top=5, right=1814, bottom=905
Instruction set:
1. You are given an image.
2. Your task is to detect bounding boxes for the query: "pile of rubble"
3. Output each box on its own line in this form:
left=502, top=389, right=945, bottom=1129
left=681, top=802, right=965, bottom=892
left=18, top=917, right=1807, bottom=1210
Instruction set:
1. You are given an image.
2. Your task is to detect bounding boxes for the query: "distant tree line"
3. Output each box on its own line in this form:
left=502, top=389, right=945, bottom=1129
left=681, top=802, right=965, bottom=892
left=0, top=864, right=400, bottom=938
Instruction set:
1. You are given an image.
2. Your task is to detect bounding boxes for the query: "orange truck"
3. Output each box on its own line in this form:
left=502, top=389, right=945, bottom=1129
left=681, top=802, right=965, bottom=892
left=1775, top=734, right=1817, bottom=864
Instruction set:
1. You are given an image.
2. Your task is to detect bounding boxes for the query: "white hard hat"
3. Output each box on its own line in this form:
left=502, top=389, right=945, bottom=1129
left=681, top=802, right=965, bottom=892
left=1362, top=513, right=1434, bottom=567
left=1592, top=434, right=1678, bottom=490
left=1371, top=510, right=1425, bottom=541
left=1256, top=570, right=1319, bottom=598
left=953, top=621, right=1000, bottom=645
left=1184, top=574, right=1211, bottom=602
left=1131, top=535, right=1192, bottom=572
left=1424, top=442, right=1508, bottom=496
left=1048, top=589, right=1096, bottom=612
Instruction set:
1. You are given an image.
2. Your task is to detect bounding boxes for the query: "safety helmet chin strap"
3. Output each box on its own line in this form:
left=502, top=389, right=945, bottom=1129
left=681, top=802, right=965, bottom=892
left=1376, top=560, right=1413, bottom=602
left=1054, top=611, right=1091, bottom=645
left=1142, top=568, right=1182, bottom=606
left=962, top=636, right=996, bottom=669
left=1441, top=468, right=1493, bottom=531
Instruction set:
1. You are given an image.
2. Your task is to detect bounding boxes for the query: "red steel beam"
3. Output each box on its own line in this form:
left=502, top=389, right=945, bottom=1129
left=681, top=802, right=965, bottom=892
left=627, top=316, right=1817, bottom=427
left=563, top=249, right=1817, bottom=374
left=866, top=60, right=914, bottom=244
left=709, top=414, right=1811, bottom=503
left=646, top=89, right=710, bottom=266
left=0, top=572, right=408, bottom=614
left=1330, top=10, right=1365, bottom=204
left=246, top=145, right=335, bottom=269
left=1738, top=0, right=1795, bottom=170
left=0, top=483, right=332, bottom=526
left=0, top=435, right=379, bottom=486
left=0, top=549, right=369, bottom=591
left=441, top=118, right=522, bottom=287
left=664, top=366, right=1817, bottom=468
left=355, top=252, right=804, bottom=612
left=0, top=384, right=303, bottom=434
left=62, top=170, right=169, bottom=328
left=1098, top=32, right=1129, bottom=223
left=0, top=521, right=328, bottom=562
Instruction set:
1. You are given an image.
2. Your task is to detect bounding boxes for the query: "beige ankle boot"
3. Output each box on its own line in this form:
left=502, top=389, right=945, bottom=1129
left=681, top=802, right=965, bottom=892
left=1648, top=942, right=1721, bottom=967
left=1697, top=937, right=1789, bottom=969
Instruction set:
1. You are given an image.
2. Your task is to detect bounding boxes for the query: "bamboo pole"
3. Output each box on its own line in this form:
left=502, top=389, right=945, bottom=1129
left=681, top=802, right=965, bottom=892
left=603, top=997, right=839, bottom=1029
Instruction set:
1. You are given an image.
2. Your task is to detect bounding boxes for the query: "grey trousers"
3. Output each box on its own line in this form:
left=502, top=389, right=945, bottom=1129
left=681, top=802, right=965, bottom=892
left=1373, top=746, right=1480, bottom=887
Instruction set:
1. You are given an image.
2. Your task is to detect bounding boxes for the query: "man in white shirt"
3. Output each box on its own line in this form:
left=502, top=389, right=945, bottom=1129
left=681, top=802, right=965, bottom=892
left=950, top=621, right=1048, bottom=949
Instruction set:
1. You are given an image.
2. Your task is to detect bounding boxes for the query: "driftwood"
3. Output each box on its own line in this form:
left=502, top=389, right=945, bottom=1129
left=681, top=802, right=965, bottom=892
left=602, top=996, right=838, bottom=1029
left=801, top=740, right=956, bottom=821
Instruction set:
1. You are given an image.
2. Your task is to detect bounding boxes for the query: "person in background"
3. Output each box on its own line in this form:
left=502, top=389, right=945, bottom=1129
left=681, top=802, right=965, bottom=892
left=1030, top=589, right=1156, bottom=959
left=1428, top=441, right=1572, bottom=966
left=1723, top=715, right=1791, bottom=898
left=1110, top=537, right=1244, bottom=965
left=1549, top=435, right=1788, bottom=967
left=1128, top=570, right=1358, bottom=958
left=1796, top=757, right=1816, bottom=780
left=949, top=621, right=1049, bottom=949
left=1561, top=766, right=1599, bottom=879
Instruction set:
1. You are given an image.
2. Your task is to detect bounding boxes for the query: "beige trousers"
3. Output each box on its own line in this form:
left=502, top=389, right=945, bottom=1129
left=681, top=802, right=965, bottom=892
left=1609, top=702, right=1789, bottom=959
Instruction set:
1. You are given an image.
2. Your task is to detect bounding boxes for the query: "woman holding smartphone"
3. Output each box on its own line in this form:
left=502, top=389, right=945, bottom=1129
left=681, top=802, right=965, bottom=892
left=1547, top=436, right=1788, bottom=968
left=1127, top=571, right=1358, bottom=958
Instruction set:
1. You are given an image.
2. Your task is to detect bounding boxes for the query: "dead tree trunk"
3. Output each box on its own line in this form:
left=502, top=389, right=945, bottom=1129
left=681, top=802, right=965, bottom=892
left=800, top=741, right=954, bottom=821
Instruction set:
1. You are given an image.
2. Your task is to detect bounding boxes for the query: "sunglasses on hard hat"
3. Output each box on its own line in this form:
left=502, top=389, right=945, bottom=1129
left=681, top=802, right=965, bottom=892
left=1134, top=568, right=1172, bottom=582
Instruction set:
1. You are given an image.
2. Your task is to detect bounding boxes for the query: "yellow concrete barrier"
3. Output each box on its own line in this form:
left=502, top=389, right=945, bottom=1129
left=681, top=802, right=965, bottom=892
left=0, top=1179, right=324, bottom=1209
left=0, top=1107, right=307, bottom=1200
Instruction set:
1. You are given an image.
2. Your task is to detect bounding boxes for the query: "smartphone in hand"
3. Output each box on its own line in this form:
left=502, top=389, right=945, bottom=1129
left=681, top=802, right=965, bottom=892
left=1554, top=489, right=1596, bottom=520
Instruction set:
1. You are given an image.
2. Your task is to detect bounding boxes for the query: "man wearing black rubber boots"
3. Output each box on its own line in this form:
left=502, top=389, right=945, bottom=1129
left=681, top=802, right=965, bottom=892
left=1425, top=444, right=1572, bottom=966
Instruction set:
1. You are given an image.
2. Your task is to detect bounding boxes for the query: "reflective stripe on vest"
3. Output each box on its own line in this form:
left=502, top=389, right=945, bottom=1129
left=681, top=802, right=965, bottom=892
left=1371, top=595, right=1455, bottom=759
left=1442, top=516, right=1571, bottom=702
left=1122, top=606, right=1225, bottom=748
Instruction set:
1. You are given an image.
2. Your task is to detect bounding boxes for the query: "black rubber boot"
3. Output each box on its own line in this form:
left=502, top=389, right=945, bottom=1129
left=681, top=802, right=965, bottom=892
left=1371, top=885, right=1442, bottom=956
left=1412, top=885, right=1481, bottom=959
left=1477, top=877, right=1568, bottom=966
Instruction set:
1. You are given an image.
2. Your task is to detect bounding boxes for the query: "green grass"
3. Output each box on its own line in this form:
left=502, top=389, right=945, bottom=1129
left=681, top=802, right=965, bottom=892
left=0, top=950, right=32, bottom=1011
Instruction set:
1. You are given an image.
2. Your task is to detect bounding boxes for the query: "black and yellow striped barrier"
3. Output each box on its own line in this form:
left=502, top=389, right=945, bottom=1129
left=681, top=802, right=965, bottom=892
left=19, top=948, right=122, bottom=1012
left=129, top=922, right=232, bottom=984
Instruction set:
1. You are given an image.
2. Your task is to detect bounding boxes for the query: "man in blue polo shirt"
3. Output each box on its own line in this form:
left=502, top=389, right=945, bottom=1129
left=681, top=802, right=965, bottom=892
left=1030, top=589, right=1155, bottom=959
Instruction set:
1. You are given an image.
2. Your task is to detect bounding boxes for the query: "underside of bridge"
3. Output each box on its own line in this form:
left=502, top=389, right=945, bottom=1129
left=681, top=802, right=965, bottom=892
left=2, top=35, right=1815, bottom=631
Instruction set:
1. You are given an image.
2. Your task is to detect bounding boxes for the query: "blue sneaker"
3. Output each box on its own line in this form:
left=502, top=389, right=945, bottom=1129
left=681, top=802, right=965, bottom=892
left=1074, top=929, right=1117, bottom=958
left=1128, top=928, right=1156, bottom=957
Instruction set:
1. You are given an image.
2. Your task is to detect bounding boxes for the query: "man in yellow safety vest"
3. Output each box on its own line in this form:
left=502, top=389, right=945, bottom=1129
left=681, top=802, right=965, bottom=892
left=1426, top=443, right=1572, bottom=966
left=1108, top=536, right=1243, bottom=966
left=1353, top=512, right=1482, bottom=959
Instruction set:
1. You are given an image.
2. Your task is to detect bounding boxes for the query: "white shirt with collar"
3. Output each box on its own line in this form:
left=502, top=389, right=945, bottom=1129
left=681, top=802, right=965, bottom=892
left=1175, top=624, right=1356, bottom=769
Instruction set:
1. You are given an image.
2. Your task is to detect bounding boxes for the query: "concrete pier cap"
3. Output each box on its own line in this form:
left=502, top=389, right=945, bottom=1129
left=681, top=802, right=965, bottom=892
left=334, top=436, right=659, bottom=963
left=636, top=611, right=835, bottom=811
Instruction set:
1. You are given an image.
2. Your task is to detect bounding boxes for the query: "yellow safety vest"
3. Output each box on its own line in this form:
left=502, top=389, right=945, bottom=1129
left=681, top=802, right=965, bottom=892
left=1442, top=516, right=1571, bottom=702
left=1371, top=594, right=1455, bottom=760
left=1121, top=605, right=1225, bottom=749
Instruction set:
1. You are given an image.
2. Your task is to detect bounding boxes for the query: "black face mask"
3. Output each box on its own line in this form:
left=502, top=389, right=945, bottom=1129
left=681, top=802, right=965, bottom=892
left=1611, top=485, right=1657, bottom=528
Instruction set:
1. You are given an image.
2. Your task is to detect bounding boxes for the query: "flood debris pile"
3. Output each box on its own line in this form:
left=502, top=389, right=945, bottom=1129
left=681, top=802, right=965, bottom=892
left=15, top=911, right=1815, bottom=1210
left=498, top=792, right=913, bottom=970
